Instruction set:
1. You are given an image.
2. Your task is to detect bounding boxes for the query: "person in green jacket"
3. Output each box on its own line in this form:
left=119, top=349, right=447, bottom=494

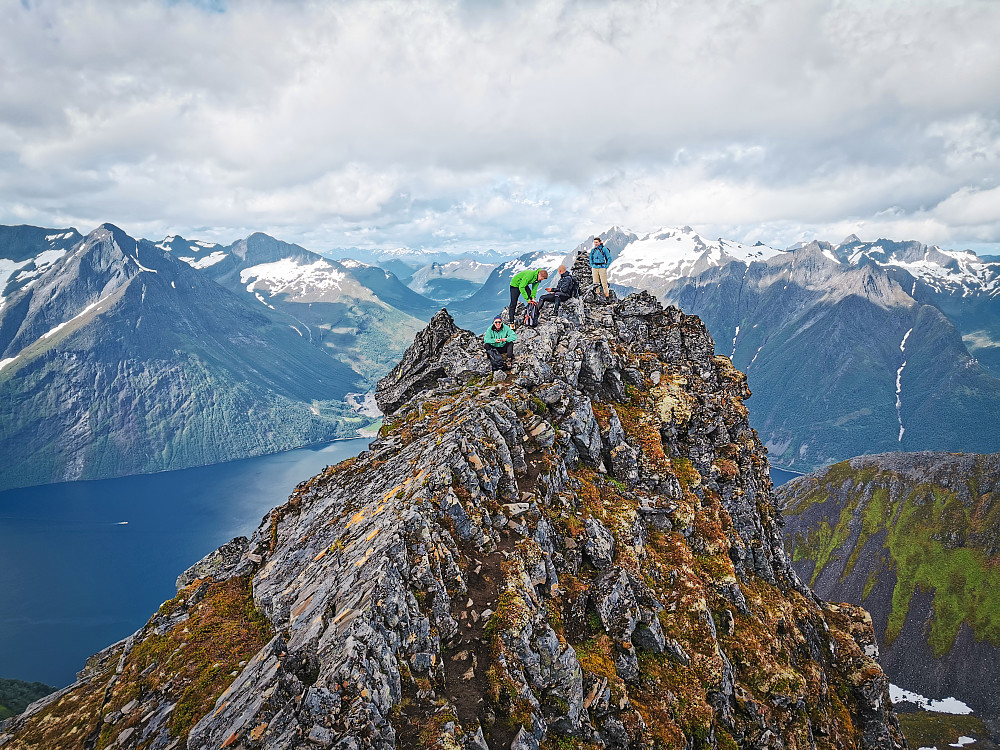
left=508, top=268, right=548, bottom=325
left=483, top=315, right=517, bottom=371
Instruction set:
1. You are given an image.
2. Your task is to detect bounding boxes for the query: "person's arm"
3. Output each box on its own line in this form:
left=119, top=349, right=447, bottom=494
left=517, top=271, right=538, bottom=300
left=529, top=272, right=546, bottom=299
left=484, top=328, right=499, bottom=346
left=505, top=325, right=517, bottom=343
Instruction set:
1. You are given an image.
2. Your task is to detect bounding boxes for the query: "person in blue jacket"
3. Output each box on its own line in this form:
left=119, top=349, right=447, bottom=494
left=483, top=315, right=516, bottom=371
left=589, top=237, right=611, bottom=299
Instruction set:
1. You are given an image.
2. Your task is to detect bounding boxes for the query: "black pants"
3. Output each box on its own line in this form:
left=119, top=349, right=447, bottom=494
left=486, top=341, right=513, bottom=370
left=538, top=291, right=569, bottom=311
left=508, top=286, right=522, bottom=324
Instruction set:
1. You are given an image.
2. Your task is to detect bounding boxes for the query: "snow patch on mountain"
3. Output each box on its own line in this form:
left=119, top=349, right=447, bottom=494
left=42, top=300, right=103, bottom=341
left=895, top=327, right=913, bottom=442
left=1, top=257, right=32, bottom=289
left=339, top=259, right=370, bottom=269
left=179, top=251, right=228, bottom=269
left=241, top=258, right=346, bottom=296
left=889, top=684, right=972, bottom=715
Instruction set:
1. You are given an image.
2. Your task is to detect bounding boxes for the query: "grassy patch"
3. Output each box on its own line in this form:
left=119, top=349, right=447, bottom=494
left=896, top=710, right=992, bottom=750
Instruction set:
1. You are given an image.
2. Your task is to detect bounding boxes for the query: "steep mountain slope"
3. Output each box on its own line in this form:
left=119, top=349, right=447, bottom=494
left=0, top=224, right=369, bottom=491
left=607, top=229, right=1000, bottom=470
left=162, top=232, right=439, bottom=385
left=776, top=453, right=1000, bottom=739
left=1, top=292, right=904, bottom=750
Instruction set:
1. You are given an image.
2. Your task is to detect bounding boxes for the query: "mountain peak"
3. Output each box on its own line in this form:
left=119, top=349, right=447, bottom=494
left=2, top=287, right=905, bottom=749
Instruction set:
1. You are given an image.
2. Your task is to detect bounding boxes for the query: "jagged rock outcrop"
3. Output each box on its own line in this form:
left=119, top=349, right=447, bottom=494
left=1, top=292, right=905, bottom=750
left=777, top=452, right=1000, bottom=741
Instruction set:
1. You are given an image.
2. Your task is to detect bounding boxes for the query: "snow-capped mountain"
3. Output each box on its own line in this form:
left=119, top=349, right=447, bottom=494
left=157, top=232, right=441, bottom=383
left=0, top=224, right=369, bottom=491
left=609, top=226, right=785, bottom=291
left=597, top=226, right=1000, bottom=471
left=827, top=236, right=1000, bottom=297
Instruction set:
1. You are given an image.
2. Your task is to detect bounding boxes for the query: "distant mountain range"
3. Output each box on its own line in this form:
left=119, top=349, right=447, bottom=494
left=324, top=244, right=512, bottom=268
left=4, top=220, right=1000, bottom=488
left=406, top=258, right=496, bottom=302
left=601, top=227, right=1000, bottom=471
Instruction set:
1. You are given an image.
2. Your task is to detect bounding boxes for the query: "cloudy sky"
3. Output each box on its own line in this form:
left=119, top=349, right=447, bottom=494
left=2, top=0, right=999, bottom=255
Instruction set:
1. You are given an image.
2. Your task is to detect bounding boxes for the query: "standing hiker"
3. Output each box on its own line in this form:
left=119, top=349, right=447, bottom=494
left=590, top=237, right=611, bottom=299
left=508, top=268, right=548, bottom=326
left=483, top=315, right=516, bottom=371
left=537, top=264, right=579, bottom=316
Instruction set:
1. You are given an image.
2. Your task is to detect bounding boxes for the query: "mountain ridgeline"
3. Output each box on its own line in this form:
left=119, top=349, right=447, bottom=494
left=776, top=452, right=1000, bottom=739
left=1, top=290, right=904, bottom=750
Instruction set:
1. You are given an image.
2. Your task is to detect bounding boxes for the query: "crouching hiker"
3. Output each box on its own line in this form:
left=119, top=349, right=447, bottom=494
left=484, top=315, right=516, bottom=371
left=508, top=268, right=548, bottom=326
left=537, top=264, right=579, bottom=315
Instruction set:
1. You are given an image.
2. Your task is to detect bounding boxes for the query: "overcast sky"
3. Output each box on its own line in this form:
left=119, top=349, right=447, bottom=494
left=2, top=0, right=999, bottom=255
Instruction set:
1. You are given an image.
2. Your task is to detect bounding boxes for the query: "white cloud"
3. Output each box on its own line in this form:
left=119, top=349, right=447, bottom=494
left=0, top=0, right=998, bottom=254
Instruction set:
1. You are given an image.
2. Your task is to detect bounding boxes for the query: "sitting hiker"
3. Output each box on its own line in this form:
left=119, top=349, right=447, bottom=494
left=508, top=268, right=548, bottom=326
left=537, top=264, right=579, bottom=315
left=483, top=315, right=516, bottom=371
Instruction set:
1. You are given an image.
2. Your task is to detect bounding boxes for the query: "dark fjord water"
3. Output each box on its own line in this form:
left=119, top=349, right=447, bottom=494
left=0, top=445, right=800, bottom=689
left=0, top=439, right=370, bottom=688
left=769, top=467, right=804, bottom=486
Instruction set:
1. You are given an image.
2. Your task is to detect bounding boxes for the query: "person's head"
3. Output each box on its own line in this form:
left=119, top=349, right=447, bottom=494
left=538, top=269, right=548, bottom=280
left=594, top=237, right=602, bottom=246
left=557, top=264, right=567, bottom=275
left=492, top=316, right=503, bottom=329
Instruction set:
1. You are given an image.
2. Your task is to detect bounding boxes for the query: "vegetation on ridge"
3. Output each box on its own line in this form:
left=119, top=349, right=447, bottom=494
left=785, top=459, right=1000, bottom=656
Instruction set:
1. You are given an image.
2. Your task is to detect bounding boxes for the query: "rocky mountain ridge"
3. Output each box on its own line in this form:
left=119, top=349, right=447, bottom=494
left=2, top=282, right=903, bottom=749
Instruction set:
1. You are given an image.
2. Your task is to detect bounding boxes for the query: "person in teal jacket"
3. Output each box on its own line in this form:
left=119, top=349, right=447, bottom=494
left=508, top=268, right=548, bottom=325
left=483, top=315, right=517, bottom=371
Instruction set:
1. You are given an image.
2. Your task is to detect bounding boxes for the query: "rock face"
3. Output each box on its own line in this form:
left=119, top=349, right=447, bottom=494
left=777, top=452, right=1000, bottom=740
left=1, top=293, right=905, bottom=750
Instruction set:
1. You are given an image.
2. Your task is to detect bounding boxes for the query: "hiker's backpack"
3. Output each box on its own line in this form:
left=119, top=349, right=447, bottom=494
left=524, top=299, right=540, bottom=328
left=566, top=273, right=581, bottom=298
